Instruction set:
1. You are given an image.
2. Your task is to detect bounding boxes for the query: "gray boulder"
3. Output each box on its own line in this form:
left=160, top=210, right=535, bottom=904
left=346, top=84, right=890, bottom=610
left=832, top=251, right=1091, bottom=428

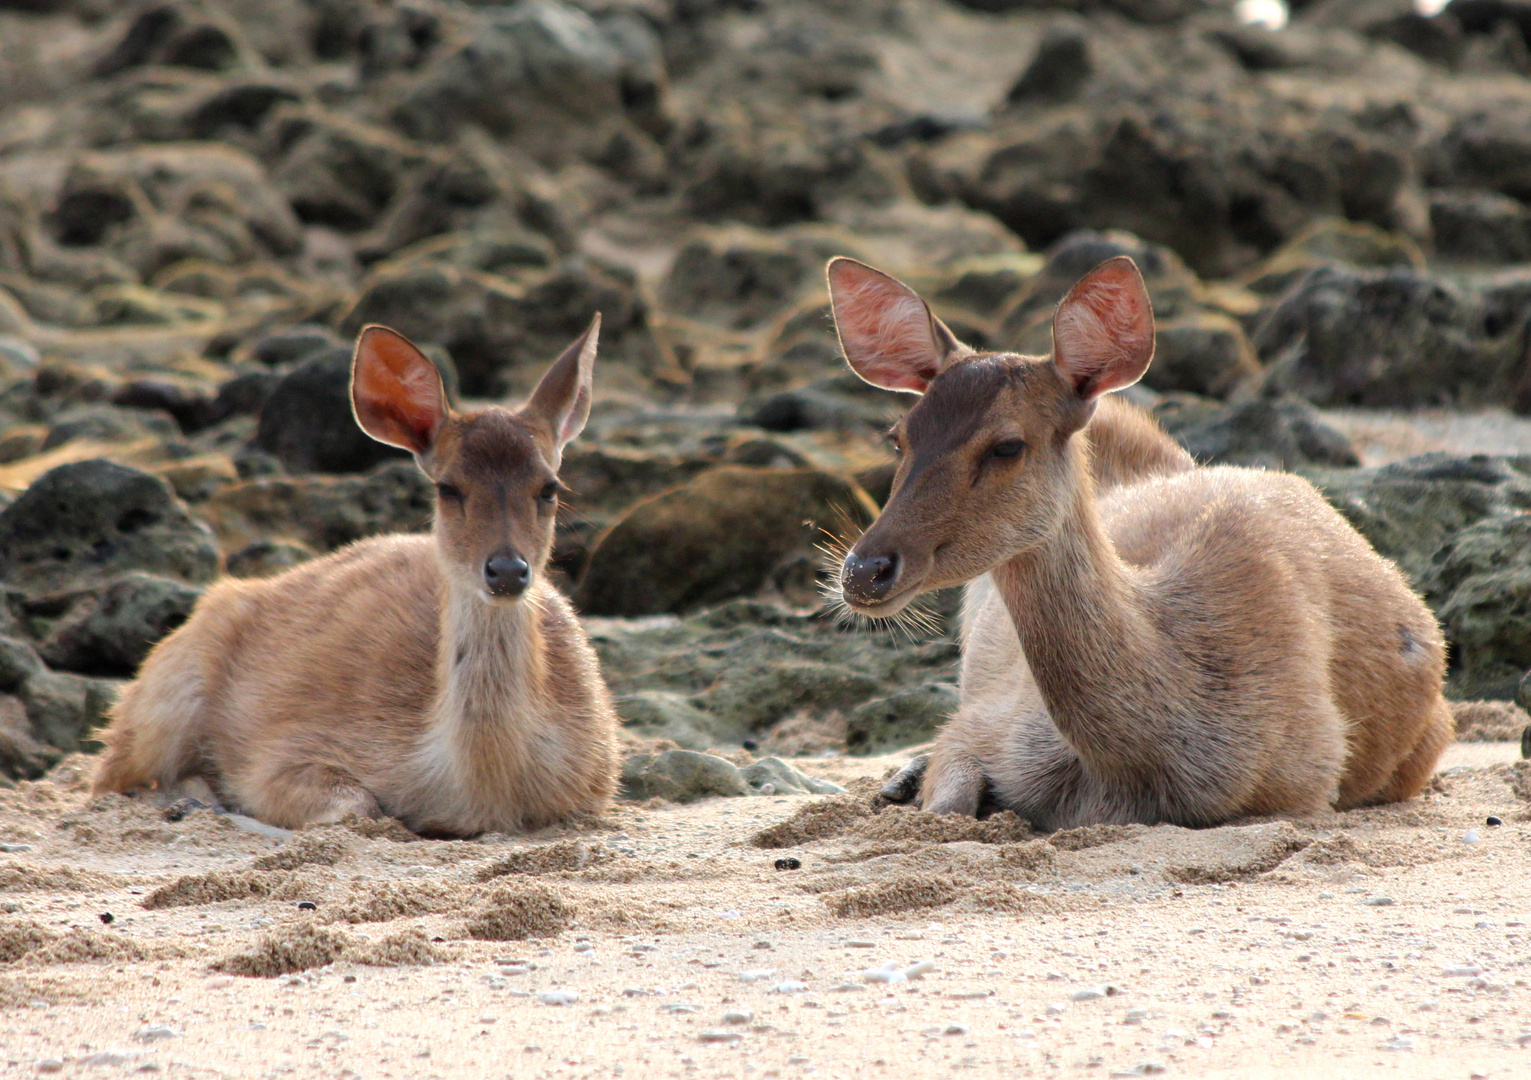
left=1142, top=313, right=1262, bottom=400
left=619, top=749, right=843, bottom=802
left=845, top=683, right=959, bottom=756
left=1304, top=454, right=1531, bottom=584
left=0, top=460, right=219, bottom=595
left=0, top=635, right=114, bottom=778
left=1254, top=266, right=1529, bottom=409
left=1429, top=189, right=1531, bottom=264
left=38, top=572, right=202, bottom=678
left=1419, top=513, right=1531, bottom=700
left=1159, top=397, right=1359, bottom=471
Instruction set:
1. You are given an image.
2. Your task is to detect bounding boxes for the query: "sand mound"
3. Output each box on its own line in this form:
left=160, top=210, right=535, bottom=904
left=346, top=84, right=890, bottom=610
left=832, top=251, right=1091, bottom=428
left=475, top=839, right=615, bottom=880
left=0, top=974, right=78, bottom=1008
left=1046, top=824, right=1150, bottom=851
left=750, top=795, right=877, bottom=848
left=142, top=870, right=299, bottom=909
left=462, top=884, right=574, bottom=941
left=1161, top=822, right=1311, bottom=884
left=0, top=862, right=128, bottom=893
left=821, top=875, right=957, bottom=918
left=253, top=831, right=353, bottom=871
left=1, top=920, right=179, bottom=966
left=336, top=816, right=418, bottom=842
left=328, top=881, right=463, bottom=924
left=217, top=922, right=349, bottom=978
left=349, top=928, right=455, bottom=967
left=852, top=807, right=1033, bottom=845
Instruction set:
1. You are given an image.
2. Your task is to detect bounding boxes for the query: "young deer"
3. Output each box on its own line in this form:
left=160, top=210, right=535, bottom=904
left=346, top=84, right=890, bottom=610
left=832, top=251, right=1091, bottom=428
left=828, top=257, right=1452, bottom=829
left=91, top=318, right=620, bottom=836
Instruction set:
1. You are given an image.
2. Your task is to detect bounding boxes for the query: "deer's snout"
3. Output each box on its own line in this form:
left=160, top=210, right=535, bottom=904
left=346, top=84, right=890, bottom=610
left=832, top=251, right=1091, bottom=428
left=842, top=549, right=900, bottom=605
left=483, top=550, right=532, bottom=599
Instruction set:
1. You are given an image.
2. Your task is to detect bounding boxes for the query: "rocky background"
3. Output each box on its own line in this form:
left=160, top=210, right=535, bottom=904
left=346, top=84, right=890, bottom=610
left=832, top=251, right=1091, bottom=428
left=1, top=0, right=1530, bottom=783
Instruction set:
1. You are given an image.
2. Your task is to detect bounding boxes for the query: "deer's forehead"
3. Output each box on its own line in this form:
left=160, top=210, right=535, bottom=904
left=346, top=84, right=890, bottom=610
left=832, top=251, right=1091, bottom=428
left=904, top=356, right=1051, bottom=445
left=439, top=410, right=549, bottom=482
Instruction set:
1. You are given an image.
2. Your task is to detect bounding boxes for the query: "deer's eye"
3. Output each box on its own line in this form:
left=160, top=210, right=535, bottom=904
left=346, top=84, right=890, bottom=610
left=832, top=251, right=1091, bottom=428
left=538, top=481, right=559, bottom=504
left=436, top=482, right=464, bottom=502
left=886, top=433, right=902, bottom=456
left=988, top=439, right=1026, bottom=460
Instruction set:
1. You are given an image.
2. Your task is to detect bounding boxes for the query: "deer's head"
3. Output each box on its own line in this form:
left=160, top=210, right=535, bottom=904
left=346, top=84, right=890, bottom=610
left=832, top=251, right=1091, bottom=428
left=827, top=256, right=1154, bottom=615
left=351, top=316, right=598, bottom=604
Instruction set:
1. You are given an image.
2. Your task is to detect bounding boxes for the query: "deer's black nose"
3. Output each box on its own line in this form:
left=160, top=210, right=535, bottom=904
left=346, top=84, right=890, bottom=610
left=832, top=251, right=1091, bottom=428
left=842, top=550, right=899, bottom=603
left=484, top=553, right=531, bottom=598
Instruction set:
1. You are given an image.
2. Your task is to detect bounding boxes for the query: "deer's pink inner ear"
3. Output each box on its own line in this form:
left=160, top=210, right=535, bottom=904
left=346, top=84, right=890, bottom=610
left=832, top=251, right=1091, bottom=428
left=828, top=259, right=944, bottom=394
left=1051, top=257, right=1155, bottom=400
left=352, top=327, right=446, bottom=454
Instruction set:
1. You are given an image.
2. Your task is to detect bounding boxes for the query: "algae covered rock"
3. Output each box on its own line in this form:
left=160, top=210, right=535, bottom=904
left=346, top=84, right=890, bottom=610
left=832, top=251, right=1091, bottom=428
left=575, top=467, right=877, bottom=617
left=0, top=459, right=219, bottom=594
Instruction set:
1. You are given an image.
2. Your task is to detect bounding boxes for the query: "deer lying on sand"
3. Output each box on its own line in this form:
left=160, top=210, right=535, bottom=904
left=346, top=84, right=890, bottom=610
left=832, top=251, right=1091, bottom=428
left=92, top=318, right=620, bottom=836
left=827, top=256, right=1452, bottom=829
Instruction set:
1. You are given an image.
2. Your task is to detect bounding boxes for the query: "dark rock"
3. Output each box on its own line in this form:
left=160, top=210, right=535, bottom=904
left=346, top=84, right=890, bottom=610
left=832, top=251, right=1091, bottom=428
left=1429, top=189, right=1531, bottom=263
left=616, top=691, right=729, bottom=747
left=94, top=3, right=245, bottom=76
left=17, top=667, right=114, bottom=763
left=110, top=378, right=218, bottom=432
left=660, top=236, right=815, bottom=330
left=1007, top=25, right=1092, bottom=104
left=1143, top=313, right=1262, bottom=399
left=0, top=693, right=56, bottom=780
left=255, top=347, right=408, bottom=474
left=201, top=460, right=433, bottom=553
left=575, top=466, right=877, bottom=616
left=271, top=111, right=425, bottom=232
left=40, top=405, right=179, bottom=452
left=250, top=325, right=345, bottom=367
left=38, top=572, right=202, bottom=678
left=340, top=259, right=655, bottom=398
left=224, top=539, right=317, bottom=579
left=393, top=0, right=667, bottom=153
left=1158, top=396, right=1360, bottom=471
left=845, top=683, right=958, bottom=756
left=1420, top=512, right=1531, bottom=699
left=740, top=376, right=907, bottom=433
left=1253, top=266, right=1528, bottom=408
left=0, top=460, right=219, bottom=595
left=1426, top=100, right=1531, bottom=203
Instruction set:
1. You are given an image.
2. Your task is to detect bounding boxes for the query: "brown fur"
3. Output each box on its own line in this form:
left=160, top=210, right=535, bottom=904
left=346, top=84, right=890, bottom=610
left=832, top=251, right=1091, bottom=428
left=91, top=321, right=619, bottom=836
left=826, top=257, right=1451, bottom=829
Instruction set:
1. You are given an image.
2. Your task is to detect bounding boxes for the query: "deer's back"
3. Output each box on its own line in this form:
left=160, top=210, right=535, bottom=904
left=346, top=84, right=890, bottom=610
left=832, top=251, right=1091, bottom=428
left=188, top=535, right=444, bottom=774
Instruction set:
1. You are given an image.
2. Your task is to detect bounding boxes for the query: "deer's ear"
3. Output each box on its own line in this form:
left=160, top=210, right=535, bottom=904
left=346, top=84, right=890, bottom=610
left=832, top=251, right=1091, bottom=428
left=1052, top=256, right=1155, bottom=400
left=522, top=313, right=598, bottom=460
left=827, top=257, right=966, bottom=394
left=352, top=326, right=449, bottom=455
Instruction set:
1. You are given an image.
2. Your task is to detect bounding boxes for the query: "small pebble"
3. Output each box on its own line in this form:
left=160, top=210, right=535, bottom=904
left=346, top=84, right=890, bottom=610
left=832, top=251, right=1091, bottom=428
left=1046, top=1003, right=1066, bottom=1016
left=477, top=1016, right=497, bottom=1024
left=573, top=942, right=593, bottom=953
left=204, top=976, right=232, bottom=989
left=134, top=1026, right=181, bottom=1042
left=661, top=1003, right=699, bottom=1014
left=539, top=991, right=578, bottom=1006
left=772, top=981, right=808, bottom=994
left=98, top=912, right=114, bottom=924
left=0, top=843, right=33, bottom=853
left=1486, top=815, right=1503, bottom=826
left=34, top=1060, right=62, bottom=1074
left=1462, top=829, right=1480, bottom=845
left=1442, top=964, right=1483, bottom=977
left=741, top=739, right=759, bottom=752
left=774, top=858, right=801, bottom=871
left=1379, top=1035, right=1414, bottom=1052
left=845, top=940, right=874, bottom=948
left=699, top=1030, right=743, bottom=1044
left=722, top=1010, right=753, bottom=1025
left=297, top=901, right=317, bottom=911
left=1362, top=896, right=1395, bottom=907
left=943, top=1023, right=968, bottom=1036
left=738, top=969, right=776, bottom=983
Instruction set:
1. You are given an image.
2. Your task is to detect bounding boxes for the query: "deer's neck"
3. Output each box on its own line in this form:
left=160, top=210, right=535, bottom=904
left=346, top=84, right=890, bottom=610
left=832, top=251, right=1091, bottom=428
left=991, top=444, right=1179, bottom=774
left=423, top=580, right=549, bottom=792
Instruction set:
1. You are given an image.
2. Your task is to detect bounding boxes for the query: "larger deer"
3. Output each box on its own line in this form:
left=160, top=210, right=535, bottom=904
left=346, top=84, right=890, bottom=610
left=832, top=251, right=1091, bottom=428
left=92, top=318, right=620, bottom=836
left=828, top=257, right=1452, bottom=829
